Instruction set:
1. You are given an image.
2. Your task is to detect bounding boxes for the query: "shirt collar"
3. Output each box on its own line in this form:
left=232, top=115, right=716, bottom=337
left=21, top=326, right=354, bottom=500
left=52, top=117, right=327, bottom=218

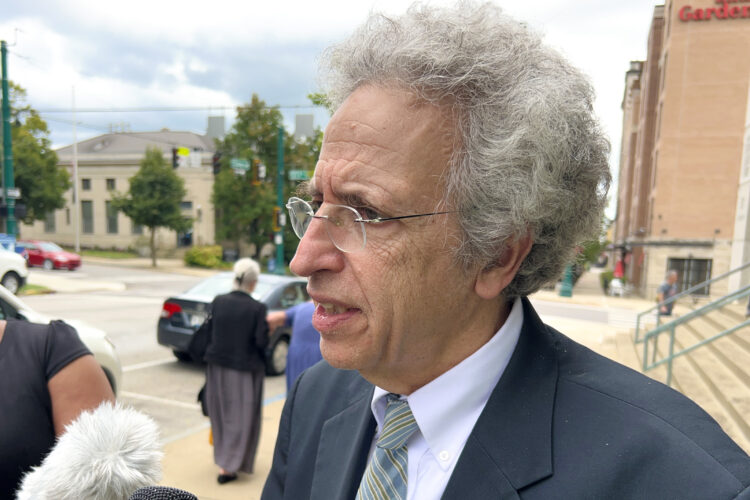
left=370, top=297, right=524, bottom=470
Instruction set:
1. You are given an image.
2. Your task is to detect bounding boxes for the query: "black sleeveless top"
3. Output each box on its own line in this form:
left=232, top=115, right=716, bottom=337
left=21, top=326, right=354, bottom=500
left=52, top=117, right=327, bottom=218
left=0, top=320, right=90, bottom=498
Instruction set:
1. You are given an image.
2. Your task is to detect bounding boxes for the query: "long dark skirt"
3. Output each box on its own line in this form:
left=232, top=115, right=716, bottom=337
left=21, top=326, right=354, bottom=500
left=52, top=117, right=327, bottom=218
left=206, top=364, right=264, bottom=474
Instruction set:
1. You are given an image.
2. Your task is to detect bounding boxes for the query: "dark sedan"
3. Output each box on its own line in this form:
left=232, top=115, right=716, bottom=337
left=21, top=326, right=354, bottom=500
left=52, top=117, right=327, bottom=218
left=157, top=272, right=309, bottom=375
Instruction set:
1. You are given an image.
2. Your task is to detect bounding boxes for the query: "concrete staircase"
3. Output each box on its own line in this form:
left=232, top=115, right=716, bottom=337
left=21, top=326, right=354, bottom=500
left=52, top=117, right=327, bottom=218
left=615, top=301, right=750, bottom=454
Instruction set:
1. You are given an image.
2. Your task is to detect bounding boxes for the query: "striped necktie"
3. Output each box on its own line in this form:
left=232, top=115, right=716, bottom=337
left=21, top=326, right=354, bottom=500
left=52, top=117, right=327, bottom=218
left=356, top=394, right=419, bottom=500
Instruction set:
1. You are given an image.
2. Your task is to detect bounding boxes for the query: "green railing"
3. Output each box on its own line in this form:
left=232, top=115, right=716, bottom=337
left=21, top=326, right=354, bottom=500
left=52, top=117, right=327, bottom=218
left=641, top=283, right=750, bottom=386
left=634, top=260, right=750, bottom=343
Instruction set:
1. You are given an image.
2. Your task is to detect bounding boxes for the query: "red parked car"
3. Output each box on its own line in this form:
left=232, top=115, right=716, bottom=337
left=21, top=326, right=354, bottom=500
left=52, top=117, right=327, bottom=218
left=17, top=240, right=82, bottom=271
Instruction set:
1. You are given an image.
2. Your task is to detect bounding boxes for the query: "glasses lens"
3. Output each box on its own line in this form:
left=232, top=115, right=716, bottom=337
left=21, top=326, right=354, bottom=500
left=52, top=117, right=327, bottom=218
left=324, top=205, right=366, bottom=252
left=286, top=198, right=312, bottom=239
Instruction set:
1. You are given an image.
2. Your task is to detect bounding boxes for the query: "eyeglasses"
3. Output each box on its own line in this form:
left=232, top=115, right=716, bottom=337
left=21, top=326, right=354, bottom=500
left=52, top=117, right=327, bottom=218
left=286, top=196, right=454, bottom=252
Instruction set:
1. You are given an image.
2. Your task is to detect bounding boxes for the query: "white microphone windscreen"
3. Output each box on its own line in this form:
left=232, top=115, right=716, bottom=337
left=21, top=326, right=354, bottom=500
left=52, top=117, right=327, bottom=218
left=15, top=402, right=163, bottom=500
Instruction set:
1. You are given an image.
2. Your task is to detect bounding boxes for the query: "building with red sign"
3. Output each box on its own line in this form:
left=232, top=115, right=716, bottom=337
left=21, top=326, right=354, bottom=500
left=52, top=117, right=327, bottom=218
left=614, top=0, right=750, bottom=298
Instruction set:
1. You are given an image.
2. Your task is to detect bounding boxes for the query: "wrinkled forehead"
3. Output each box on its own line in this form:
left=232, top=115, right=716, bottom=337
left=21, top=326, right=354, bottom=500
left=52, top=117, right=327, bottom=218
left=309, top=85, right=457, bottom=202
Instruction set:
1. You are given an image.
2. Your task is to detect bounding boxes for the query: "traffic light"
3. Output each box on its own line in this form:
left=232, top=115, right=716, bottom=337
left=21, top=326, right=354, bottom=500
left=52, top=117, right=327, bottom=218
left=273, top=206, right=282, bottom=232
left=171, top=147, right=178, bottom=169
left=212, top=152, right=222, bottom=175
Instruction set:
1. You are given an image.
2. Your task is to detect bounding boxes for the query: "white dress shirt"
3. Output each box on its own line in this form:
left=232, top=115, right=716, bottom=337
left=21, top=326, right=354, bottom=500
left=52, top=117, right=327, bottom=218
left=368, top=297, right=524, bottom=500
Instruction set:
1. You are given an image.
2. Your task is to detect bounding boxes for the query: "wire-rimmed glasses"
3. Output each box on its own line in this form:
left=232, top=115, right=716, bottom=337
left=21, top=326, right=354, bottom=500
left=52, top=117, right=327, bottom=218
left=285, top=196, right=454, bottom=252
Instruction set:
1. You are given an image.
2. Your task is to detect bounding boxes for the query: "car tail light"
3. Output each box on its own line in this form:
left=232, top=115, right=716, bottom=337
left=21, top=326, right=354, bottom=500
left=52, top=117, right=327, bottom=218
left=161, top=302, right=182, bottom=319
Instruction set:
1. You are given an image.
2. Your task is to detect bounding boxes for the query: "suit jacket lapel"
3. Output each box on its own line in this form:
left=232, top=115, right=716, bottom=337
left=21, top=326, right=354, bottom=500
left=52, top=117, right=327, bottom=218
left=311, top=374, right=376, bottom=500
left=443, top=298, right=558, bottom=498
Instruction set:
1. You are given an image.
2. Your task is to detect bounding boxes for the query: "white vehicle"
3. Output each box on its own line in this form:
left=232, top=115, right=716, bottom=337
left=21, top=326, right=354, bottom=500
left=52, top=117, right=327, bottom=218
left=0, top=249, right=28, bottom=294
left=0, top=284, right=122, bottom=395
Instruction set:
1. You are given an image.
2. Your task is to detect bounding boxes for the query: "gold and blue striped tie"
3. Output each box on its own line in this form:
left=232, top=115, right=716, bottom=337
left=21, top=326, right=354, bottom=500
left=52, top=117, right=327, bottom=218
left=356, top=394, right=419, bottom=500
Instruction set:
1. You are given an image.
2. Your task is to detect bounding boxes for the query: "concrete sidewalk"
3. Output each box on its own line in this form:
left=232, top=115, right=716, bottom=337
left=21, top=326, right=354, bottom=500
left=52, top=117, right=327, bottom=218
left=159, top=399, right=284, bottom=500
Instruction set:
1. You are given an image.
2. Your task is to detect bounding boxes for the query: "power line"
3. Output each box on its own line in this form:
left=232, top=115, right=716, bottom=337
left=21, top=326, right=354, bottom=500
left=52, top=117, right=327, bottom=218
left=37, top=104, right=322, bottom=113
left=42, top=115, right=110, bottom=133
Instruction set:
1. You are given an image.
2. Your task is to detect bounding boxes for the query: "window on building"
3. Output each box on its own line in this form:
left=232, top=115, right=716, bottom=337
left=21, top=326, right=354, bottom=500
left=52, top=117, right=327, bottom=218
left=666, top=2, right=673, bottom=38
left=82, top=200, right=94, bottom=234
left=660, top=53, right=668, bottom=95
left=666, top=258, right=713, bottom=296
left=132, top=223, right=143, bottom=235
left=176, top=219, right=193, bottom=248
left=65, top=208, right=71, bottom=225
left=82, top=178, right=91, bottom=191
left=106, top=201, right=118, bottom=234
left=656, top=101, right=663, bottom=140
left=44, top=211, right=56, bottom=233
left=106, top=178, right=116, bottom=190
left=180, top=201, right=193, bottom=211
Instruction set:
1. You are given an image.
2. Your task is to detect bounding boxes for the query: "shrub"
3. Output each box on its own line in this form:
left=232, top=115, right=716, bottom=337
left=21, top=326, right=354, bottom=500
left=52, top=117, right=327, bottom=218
left=184, top=245, right=225, bottom=269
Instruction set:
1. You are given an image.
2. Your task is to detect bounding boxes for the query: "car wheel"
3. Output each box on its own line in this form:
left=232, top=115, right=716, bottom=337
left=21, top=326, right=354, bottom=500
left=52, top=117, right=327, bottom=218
left=266, top=336, right=289, bottom=375
left=43, top=259, right=54, bottom=271
left=173, top=350, right=193, bottom=362
left=1, top=272, right=20, bottom=294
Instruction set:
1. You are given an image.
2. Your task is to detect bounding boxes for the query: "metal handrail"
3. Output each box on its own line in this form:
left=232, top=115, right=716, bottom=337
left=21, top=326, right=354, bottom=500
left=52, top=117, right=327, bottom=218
left=641, top=284, right=750, bottom=385
left=634, top=260, right=750, bottom=342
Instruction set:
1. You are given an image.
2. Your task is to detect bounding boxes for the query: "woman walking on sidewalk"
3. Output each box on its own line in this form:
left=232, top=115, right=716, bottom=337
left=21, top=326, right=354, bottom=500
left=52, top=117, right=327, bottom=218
left=203, top=258, right=269, bottom=484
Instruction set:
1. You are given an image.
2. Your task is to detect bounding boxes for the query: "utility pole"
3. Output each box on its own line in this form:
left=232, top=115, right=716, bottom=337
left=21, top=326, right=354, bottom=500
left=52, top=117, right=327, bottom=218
left=275, top=126, right=285, bottom=274
left=1, top=40, right=16, bottom=236
left=72, top=87, right=80, bottom=252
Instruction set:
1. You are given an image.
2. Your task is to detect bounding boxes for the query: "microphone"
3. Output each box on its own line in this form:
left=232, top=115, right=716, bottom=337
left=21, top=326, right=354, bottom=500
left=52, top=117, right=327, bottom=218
left=16, top=402, right=163, bottom=500
left=128, top=486, right=198, bottom=499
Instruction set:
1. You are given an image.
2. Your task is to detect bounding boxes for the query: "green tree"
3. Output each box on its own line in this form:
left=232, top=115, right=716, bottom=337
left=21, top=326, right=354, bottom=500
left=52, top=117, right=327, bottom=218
left=112, top=146, right=190, bottom=267
left=282, top=128, right=323, bottom=262
left=213, top=94, right=284, bottom=259
left=2, top=82, right=70, bottom=224
left=213, top=94, right=325, bottom=265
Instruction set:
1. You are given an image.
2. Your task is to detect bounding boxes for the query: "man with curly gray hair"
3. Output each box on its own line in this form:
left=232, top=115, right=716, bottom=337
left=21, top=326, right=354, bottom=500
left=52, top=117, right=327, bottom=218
left=263, top=3, right=750, bottom=499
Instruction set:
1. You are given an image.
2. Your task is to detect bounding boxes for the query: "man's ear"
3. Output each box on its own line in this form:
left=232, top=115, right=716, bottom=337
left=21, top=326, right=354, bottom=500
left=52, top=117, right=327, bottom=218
left=474, top=233, right=533, bottom=300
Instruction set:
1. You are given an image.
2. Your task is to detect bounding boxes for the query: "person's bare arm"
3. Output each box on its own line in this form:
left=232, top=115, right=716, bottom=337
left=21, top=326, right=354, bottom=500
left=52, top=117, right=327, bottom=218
left=48, top=354, right=115, bottom=436
left=267, top=310, right=287, bottom=331
left=656, top=290, right=668, bottom=313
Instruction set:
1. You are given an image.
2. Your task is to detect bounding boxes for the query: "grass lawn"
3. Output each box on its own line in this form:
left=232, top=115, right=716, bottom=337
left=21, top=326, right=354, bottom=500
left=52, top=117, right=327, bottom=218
left=19, top=284, right=54, bottom=296
left=62, top=247, right=139, bottom=259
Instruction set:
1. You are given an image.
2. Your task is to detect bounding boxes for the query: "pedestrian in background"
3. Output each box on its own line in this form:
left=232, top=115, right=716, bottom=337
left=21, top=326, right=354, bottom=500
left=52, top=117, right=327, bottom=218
left=267, top=301, right=320, bottom=392
left=203, top=258, right=268, bottom=484
left=657, top=269, right=680, bottom=316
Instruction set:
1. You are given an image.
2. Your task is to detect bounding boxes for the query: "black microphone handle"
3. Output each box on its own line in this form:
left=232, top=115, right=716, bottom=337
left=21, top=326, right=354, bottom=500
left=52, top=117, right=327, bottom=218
left=128, top=485, right=199, bottom=500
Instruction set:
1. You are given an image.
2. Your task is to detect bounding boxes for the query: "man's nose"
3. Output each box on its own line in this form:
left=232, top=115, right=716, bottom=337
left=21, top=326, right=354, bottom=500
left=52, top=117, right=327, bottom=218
left=290, top=217, right=344, bottom=277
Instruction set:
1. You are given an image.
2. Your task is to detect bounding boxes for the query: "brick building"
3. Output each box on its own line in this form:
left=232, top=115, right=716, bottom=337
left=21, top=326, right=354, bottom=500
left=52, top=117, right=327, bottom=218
left=614, top=0, right=750, bottom=298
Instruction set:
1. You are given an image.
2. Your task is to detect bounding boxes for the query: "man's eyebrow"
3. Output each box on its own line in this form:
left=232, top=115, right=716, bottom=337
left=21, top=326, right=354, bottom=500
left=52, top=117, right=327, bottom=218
left=337, top=192, right=369, bottom=208
left=296, top=181, right=370, bottom=207
left=297, top=181, right=319, bottom=199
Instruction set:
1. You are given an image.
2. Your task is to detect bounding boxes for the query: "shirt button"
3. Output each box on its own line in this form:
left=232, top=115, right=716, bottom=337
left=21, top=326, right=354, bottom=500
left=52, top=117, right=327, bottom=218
left=438, top=450, right=450, bottom=461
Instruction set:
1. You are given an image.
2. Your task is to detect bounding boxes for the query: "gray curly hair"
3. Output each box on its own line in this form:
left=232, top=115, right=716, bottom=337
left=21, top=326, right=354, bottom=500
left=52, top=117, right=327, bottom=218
left=318, top=1, right=611, bottom=298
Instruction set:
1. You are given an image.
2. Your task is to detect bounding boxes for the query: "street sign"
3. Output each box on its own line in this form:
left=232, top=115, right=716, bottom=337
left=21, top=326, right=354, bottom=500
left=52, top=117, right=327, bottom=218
left=5, top=187, right=20, bottom=199
left=288, top=169, right=311, bottom=181
left=230, top=158, right=250, bottom=171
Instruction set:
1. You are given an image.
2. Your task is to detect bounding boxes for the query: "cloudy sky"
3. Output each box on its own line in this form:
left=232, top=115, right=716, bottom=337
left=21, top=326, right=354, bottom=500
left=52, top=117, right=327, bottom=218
left=2, top=0, right=663, bottom=212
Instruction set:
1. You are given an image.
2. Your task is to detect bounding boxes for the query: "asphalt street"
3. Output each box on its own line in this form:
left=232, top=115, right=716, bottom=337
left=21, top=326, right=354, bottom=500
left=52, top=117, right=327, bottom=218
left=24, top=263, right=286, bottom=443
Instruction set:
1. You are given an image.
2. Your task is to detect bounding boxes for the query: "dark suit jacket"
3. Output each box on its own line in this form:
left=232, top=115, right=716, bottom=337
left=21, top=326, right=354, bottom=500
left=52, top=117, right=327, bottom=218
left=204, top=290, right=268, bottom=372
left=262, top=298, right=750, bottom=499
